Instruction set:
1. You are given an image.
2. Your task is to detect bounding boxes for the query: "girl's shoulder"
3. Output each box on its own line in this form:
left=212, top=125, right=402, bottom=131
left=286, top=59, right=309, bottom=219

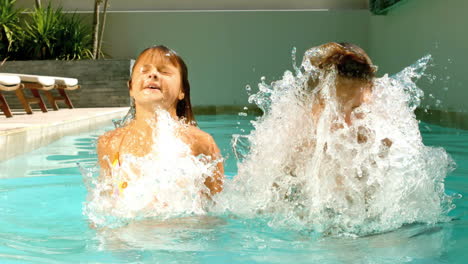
left=183, top=125, right=219, bottom=157
left=97, top=126, right=131, bottom=155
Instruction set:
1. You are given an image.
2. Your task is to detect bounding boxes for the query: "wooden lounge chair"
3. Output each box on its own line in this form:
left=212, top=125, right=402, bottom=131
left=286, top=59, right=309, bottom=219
left=0, top=74, right=51, bottom=117
left=0, top=74, right=22, bottom=118
left=1, top=73, right=80, bottom=112
left=11, top=74, right=55, bottom=113
left=43, top=76, right=80, bottom=110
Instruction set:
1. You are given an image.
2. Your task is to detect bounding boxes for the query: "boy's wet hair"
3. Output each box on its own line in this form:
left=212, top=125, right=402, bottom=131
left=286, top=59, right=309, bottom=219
left=335, top=42, right=376, bottom=80
left=308, top=42, right=377, bottom=80
left=132, top=45, right=196, bottom=124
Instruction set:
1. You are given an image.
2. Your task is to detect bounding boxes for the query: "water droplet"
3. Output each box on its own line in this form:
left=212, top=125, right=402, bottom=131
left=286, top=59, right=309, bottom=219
left=291, top=46, right=301, bottom=76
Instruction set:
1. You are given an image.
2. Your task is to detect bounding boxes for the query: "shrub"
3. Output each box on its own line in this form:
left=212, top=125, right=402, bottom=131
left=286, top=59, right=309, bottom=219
left=23, top=3, right=93, bottom=60
left=1, top=1, right=93, bottom=60
left=56, top=13, right=93, bottom=60
left=0, top=0, right=24, bottom=60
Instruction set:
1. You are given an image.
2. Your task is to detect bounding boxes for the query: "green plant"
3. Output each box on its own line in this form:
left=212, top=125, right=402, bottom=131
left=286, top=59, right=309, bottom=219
left=370, top=0, right=407, bottom=15
left=22, top=3, right=93, bottom=60
left=0, top=0, right=23, bottom=60
left=23, top=3, right=62, bottom=59
left=56, top=13, right=93, bottom=60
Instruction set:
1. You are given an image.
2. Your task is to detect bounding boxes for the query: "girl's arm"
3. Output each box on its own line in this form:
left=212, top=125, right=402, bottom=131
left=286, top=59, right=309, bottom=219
left=189, top=129, right=225, bottom=195
left=204, top=139, right=224, bottom=195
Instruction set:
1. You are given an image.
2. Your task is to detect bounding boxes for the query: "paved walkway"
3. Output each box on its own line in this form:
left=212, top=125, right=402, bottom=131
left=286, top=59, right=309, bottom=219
left=0, top=107, right=128, bottom=161
left=0, top=107, right=127, bottom=132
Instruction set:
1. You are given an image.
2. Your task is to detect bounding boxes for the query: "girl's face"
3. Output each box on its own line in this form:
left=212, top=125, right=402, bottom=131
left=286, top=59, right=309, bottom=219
left=129, top=49, right=184, bottom=112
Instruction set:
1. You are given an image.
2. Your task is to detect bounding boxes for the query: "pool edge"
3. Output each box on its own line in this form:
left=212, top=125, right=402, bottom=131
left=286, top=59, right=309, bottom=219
left=0, top=108, right=129, bottom=162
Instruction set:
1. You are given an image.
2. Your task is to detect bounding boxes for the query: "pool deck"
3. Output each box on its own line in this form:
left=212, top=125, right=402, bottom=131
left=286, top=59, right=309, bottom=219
left=0, top=107, right=129, bottom=162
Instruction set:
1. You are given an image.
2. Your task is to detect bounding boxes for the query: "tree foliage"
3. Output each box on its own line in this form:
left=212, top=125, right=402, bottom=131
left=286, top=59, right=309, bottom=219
left=0, top=0, right=93, bottom=60
left=0, top=0, right=23, bottom=60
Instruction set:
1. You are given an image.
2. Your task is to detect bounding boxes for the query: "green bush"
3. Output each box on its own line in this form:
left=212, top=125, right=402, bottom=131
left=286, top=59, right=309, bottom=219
left=0, top=1, right=93, bottom=60
left=0, top=0, right=24, bottom=60
left=56, top=13, right=93, bottom=60
left=23, top=3, right=93, bottom=60
left=23, top=4, right=62, bottom=59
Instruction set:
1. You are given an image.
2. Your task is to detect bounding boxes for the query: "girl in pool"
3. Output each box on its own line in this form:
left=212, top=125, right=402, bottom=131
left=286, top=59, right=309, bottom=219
left=94, top=46, right=224, bottom=219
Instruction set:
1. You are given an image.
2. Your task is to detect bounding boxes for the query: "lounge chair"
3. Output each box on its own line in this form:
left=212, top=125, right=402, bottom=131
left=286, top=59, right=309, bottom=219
left=1, top=73, right=80, bottom=112
left=0, top=74, right=22, bottom=118
left=0, top=74, right=50, bottom=117
left=8, top=74, right=54, bottom=113
left=43, top=76, right=80, bottom=110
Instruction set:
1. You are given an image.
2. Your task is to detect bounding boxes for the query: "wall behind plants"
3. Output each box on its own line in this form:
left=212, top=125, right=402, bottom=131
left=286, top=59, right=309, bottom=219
left=101, top=11, right=371, bottom=107
left=14, top=0, right=369, bottom=11
left=3, top=6, right=370, bottom=109
left=0, top=60, right=130, bottom=109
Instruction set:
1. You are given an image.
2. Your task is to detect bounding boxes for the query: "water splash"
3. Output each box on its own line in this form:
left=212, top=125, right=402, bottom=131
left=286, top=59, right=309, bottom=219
left=219, top=50, right=457, bottom=236
left=291, top=46, right=302, bottom=76
left=391, top=55, right=431, bottom=110
left=83, top=110, right=219, bottom=228
left=112, top=98, right=136, bottom=128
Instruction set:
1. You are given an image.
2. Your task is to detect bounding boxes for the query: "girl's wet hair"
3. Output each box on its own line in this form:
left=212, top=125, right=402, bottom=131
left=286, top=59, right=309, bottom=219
left=309, top=42, right=377, bottom=80
left=132, top=45, right=196, bottom=124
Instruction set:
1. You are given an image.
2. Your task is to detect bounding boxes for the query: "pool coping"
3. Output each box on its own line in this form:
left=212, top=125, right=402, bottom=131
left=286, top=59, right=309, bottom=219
left=0, top=107, right=129, bottom=162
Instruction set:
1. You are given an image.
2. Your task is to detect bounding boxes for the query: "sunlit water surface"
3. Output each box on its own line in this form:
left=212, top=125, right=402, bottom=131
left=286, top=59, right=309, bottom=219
left=0, top=115, right=467, bottom=263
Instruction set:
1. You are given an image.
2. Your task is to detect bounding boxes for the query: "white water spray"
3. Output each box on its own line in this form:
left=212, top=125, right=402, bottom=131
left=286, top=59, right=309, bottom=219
left=82, top=110, right=218, bottom=227
left=219, top=50, right=456, bottom=236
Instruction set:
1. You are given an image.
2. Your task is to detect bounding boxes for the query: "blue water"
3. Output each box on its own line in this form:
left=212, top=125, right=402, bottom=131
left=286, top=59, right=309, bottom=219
left=0, top=115, right=467, bottom=263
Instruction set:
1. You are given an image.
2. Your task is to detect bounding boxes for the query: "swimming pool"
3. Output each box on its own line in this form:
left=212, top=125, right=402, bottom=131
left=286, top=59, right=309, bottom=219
left=0, top=114, right=467, bottom=263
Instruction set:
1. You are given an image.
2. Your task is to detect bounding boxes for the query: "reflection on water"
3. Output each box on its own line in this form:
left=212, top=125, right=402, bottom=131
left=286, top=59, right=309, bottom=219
left=316, top=223, right=453, bottom=264
left=90, top=215, right=454, bottom=264
left=95, top=216, right=226, bottom=252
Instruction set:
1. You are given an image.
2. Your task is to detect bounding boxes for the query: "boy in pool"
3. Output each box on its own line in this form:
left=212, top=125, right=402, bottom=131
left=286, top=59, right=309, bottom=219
left=306, top=42, right=392, bottom=145
left=307, top=42, right=374, bottom=126
left=97, top=46, right=224, bottom=201
left=275, top=42, right=392, bottom=204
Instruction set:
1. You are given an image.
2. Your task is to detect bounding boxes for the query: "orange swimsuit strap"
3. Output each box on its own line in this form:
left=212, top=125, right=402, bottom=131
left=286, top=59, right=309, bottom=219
left=112, top=152, right=120, bottom=167
left=112, top=129, right=129, bottom=167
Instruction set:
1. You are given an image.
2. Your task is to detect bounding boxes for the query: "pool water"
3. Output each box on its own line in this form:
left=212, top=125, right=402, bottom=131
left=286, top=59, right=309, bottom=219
left=0, top=115, right=467, bottom=264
